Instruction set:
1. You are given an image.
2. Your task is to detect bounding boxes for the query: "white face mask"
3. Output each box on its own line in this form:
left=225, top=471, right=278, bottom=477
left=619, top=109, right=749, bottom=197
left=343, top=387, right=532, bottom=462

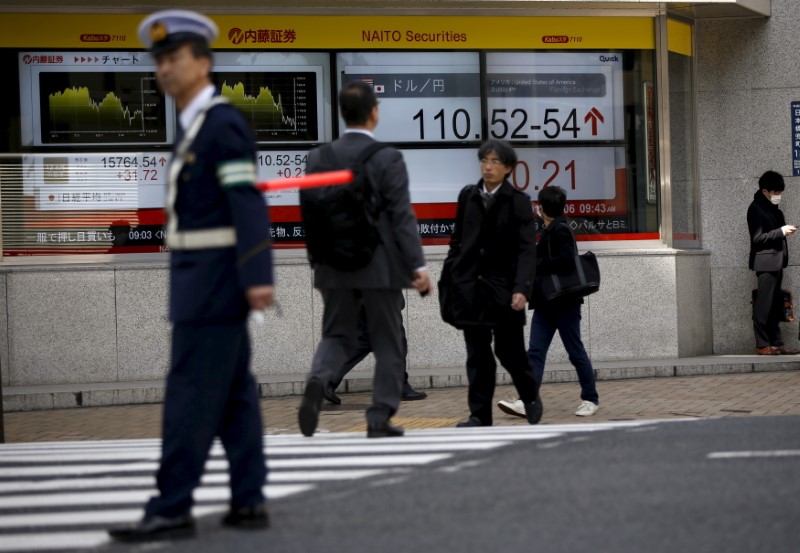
left=770, top=194, right=782, bottom=205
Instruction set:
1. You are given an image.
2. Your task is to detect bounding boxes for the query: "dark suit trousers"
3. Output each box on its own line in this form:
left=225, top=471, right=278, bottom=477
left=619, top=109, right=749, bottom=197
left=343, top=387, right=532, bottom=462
left=753, top=270, right=785, bottom=348
left=331, top=297, right=409, bottom=389
left=146, top=321, right=266, bottom=518
left=463, top=320, right=539, bottom=426
left=311, top=288, right=406, bottom=425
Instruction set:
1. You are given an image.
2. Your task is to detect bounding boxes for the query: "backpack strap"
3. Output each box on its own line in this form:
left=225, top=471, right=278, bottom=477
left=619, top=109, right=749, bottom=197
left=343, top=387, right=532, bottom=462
left=560, top=219, right=579, bottom=256
left=547, top=219, right=578, bottom=259
left=355, top=141, right=389, bottom=165
left=318, top=141, right=387, bottom=172
left=320, top=143, right=338, bottom=167
left=448, top=184, right=479, bottom=257
left=352, top=141, right=390, bottom=212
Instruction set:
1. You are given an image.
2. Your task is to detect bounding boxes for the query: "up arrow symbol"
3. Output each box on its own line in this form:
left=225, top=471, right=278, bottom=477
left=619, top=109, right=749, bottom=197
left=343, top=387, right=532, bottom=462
left=584, top=107, right=605, bottom=136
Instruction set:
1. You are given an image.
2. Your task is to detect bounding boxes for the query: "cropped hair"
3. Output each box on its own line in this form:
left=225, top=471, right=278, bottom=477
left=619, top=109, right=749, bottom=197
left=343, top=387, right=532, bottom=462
left=339, top=80, right=377, bottom=126
left=477, top=139, right=517, bottom=168
left=189, top=37, right=213, bottom=61
left=538, top=185, right=567, bottom=218
left=758, top=170, right=785, bottom=192
left=155, top=36, right=213, bottom=62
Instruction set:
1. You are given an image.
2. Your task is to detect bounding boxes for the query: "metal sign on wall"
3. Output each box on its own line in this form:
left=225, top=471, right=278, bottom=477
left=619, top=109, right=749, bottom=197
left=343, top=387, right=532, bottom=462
left=792, top=101, right=800, bottom=177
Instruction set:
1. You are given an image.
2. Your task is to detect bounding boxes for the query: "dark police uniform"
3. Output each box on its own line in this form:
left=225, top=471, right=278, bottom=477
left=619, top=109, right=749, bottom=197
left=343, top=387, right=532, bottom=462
left=109, top=11, right=274, bottom=540
left=109, top=10, right=273, bottom=541
left=145, top=93, right=274, bottom=519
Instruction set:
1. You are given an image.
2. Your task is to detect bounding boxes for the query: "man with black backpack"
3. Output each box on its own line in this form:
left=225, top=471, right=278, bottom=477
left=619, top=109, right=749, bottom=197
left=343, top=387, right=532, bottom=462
left=298, top=80, right=430, bottom=438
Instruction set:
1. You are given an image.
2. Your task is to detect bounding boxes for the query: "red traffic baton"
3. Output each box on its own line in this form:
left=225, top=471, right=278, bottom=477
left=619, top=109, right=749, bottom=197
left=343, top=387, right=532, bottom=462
left=256, top=170, right=354, bottom=193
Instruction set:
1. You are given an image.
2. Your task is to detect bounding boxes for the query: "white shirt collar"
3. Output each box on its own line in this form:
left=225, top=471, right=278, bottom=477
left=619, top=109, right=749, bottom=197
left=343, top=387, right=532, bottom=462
left=481, top=182, right=502, bottom=196
left=344, top=128, right=375, bottom=139
left=179, top=84, right=216, bottom=131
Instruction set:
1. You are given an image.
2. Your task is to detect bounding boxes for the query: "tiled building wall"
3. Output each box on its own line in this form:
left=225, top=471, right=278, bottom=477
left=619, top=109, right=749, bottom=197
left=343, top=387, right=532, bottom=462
left=696, top=0, right=800, bottom=354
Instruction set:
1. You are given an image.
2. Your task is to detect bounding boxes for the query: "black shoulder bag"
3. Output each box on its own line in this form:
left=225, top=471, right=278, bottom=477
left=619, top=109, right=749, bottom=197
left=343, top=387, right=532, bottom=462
left=438, top=185, right=477, bottom=327
left=536, top=221, right=601, bottom=302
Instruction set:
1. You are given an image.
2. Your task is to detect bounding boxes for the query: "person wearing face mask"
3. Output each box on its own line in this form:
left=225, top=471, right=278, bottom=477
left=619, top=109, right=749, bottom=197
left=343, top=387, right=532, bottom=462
left=747, top=170, right=798, bottom=355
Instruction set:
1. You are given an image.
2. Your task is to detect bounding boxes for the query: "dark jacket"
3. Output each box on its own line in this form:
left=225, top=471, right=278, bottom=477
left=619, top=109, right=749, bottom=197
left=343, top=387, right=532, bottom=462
left=168, top=101, right=274, bottom=323
left=747, top=190, right=788, bottom=272
left=305, top=132, right=425, bottom=289
left=532, top=215, right=583, bottom=311
left=444, top=180, right=536, bottom=327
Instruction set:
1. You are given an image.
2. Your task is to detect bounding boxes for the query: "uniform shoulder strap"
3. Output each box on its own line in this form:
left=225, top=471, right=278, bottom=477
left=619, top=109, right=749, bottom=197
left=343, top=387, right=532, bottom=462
left=175, top=95, right=230, bottom=159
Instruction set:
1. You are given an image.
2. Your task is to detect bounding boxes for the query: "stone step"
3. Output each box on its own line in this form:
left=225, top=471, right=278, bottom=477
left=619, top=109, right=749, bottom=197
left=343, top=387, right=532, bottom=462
left=3, top=355, right=799, bottom=412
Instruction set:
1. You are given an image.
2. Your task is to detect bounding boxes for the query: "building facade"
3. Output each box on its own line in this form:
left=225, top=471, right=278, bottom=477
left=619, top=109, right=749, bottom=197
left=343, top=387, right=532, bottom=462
left=0, top=0, right=791, bottom=391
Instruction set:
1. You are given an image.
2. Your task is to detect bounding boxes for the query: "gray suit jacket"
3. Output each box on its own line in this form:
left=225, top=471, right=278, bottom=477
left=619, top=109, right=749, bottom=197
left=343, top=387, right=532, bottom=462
left=305, top=132, right=425, bottom=289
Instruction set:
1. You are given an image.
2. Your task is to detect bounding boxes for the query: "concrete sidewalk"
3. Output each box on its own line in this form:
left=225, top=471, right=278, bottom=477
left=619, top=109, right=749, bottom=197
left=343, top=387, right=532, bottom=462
left=4, top=353, right=800, bottom=412
left=4, top=368, right=800, bottom=443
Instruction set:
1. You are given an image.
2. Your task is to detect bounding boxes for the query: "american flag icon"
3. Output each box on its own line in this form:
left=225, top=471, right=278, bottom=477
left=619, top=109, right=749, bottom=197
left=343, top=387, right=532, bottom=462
left=360, top=77, right=384, bottom=93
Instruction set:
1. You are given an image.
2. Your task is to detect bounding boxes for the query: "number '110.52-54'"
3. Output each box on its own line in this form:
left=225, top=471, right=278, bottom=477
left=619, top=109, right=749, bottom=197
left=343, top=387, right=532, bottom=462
left=410, top=108, right=586, bottom=141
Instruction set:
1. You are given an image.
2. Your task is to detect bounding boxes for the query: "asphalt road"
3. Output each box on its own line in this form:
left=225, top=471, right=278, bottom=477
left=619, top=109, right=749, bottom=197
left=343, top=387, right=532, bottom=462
left=92, top=416, right=800, bottom=553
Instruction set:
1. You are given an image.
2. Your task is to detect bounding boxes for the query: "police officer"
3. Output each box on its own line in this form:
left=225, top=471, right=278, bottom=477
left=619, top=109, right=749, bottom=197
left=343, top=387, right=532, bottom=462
left=109, top=10, right=274, bottom=541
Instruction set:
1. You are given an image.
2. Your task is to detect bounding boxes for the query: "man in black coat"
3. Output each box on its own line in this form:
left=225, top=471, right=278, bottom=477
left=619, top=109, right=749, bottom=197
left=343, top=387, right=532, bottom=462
left=747, top=170, right=798, bottom=355
left=444, top=139, right=543, bottom=427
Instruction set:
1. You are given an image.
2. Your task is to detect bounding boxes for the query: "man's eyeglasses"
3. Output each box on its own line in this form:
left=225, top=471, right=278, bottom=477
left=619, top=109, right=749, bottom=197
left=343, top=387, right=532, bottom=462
left=479, top=158, right=505, bottom=166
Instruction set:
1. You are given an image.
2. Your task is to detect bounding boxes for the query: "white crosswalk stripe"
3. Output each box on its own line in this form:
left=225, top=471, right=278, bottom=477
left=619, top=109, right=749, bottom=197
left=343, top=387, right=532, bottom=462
left=0, top=420, right=666, bottom=552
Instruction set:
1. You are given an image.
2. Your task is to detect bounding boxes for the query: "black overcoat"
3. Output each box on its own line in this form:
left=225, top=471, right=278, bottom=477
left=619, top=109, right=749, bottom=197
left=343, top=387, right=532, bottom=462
left=444, top=180, right=536, bottom=327
left=747, top=190, right=788, bottom=272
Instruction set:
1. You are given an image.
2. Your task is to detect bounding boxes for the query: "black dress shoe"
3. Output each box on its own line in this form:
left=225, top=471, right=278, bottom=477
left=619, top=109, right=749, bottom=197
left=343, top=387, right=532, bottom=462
left=298, top=378, right=323, bottom=437
left=367, top=421, right=405, bottom=438
left=774, top=345, right=800, bottom=355
left=456, top=416, right=486, bottom=427
left=108, top=514, right=195, bottom=542
left=222, top=502, right=270, bottom=529
left=524, top=396, right=544, bottom=425
left=401, top=382, right=428, bottom=401
left=323, top=383, right=342, bottom=404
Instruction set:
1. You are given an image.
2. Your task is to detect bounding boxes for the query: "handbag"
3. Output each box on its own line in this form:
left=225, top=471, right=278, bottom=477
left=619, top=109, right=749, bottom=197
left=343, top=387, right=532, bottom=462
left=536, top=222, right=601, bottom=302
left=438, top=256, right=458, bottom=327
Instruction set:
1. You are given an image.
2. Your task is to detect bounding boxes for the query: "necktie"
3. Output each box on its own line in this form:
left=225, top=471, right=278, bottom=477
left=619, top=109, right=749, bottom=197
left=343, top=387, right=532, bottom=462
left=480, top=190, right=494, bottom=210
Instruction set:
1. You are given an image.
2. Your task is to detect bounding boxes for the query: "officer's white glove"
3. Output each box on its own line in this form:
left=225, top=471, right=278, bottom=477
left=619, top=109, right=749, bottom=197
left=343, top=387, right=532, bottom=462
left=781, top=225, right=797, bottom=236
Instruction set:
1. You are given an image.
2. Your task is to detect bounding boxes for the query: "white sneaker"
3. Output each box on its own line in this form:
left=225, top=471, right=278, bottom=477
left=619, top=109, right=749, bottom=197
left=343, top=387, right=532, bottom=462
left=575, top=401, right=599, bottom=417
left=497, top=399, right=526, bottom=418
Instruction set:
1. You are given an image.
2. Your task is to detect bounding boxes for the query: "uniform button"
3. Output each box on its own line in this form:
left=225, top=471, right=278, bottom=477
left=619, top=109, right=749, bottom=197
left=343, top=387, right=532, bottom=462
left=480, top=248, right=485, bottom=256
left=477, top=275, right=483, bottom=280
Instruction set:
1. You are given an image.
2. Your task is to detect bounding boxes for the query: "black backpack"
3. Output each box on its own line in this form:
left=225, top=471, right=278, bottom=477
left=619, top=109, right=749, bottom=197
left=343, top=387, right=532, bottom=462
left=300, top=142, right=388, bottom=271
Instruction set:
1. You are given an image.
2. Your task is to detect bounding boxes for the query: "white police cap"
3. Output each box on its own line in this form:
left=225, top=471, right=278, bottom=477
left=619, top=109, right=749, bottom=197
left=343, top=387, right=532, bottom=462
left=137, top=10, right=218, bottom=54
